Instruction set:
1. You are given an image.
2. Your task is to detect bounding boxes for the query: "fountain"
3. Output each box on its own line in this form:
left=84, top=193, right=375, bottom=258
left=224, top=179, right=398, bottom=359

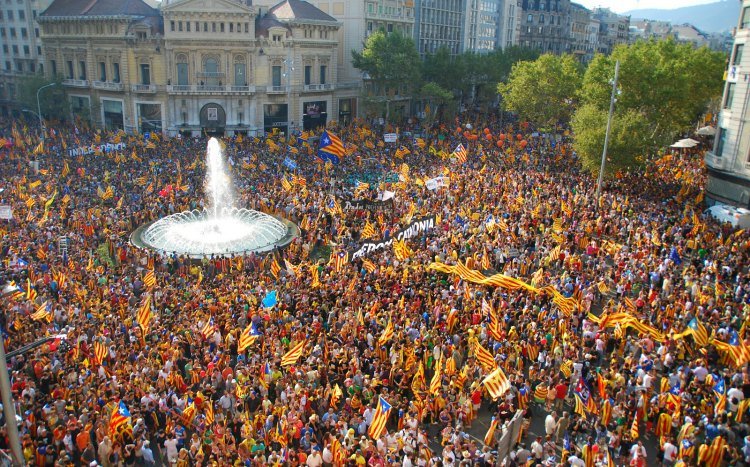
left=131, top=138, right=298, bottom=258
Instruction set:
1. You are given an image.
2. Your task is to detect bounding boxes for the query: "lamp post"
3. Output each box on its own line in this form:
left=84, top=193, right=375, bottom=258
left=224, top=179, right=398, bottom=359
left=35, top=82, right=57, bottom=142
left=595, top=60, right=620, bottom=202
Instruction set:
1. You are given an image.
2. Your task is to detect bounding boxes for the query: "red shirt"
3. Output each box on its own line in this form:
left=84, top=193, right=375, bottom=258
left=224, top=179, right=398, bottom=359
left=555, top=383, right=568, bottom=399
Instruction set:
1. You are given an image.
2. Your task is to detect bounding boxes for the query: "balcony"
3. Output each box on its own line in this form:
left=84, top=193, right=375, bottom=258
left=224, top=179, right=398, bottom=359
left=131, top=84, right=157, bottom=93
left=166, top=84, right=256, bottom=95
left=196, top=71, right=226, bottom=78
left=62, top=79, right=89, bottom=88
left=266, top=85, right=289, bottom=94
left=92, top=81, right=124, bottom=91
left=303, top=83, right=335, bottom=92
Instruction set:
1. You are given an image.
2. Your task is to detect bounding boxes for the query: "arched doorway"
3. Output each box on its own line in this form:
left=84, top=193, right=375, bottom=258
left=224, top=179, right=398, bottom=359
left=199, top=103, right=226, bottom=136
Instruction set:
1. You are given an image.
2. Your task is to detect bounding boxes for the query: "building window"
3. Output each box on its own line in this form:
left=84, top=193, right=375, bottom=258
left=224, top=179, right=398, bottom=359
left=170, top=20, right=175, bottom=31
left=50, top=59, right=56, bottom=76
left=234, top=61, right=245, bottom=86
left=20, top=27, right=26, bottom=38
left=140, top=63, right=150, bottom=85
left=272, top=65, right=281, bottom=87
left=220, top=22, right=225, bottom=32
left=68, top=61, right=76, bottom=79
left=733, top=44, right=744, bottom=66
left=23, top=45, right=28, bottom=55
left=539, top=15, right=544, bottom=24
left=527, top=14, right=532, bottom=23
left=17, top=8, right=23, bottom=19
left=725, top=83, right=736, bottom=109
left=99, top=62, right=106, bottom=81
left=304, top=65, right=311, bottom=85
left=387, top=23, right=393, bottom=33
left=6, top=11, right=12, bottom=20
left=186, top=21, right=190, bottom=32
left=245, top=23, right=249, bottom=33
left=178, top=21, right=183, bottom=32
left=212, top=22, right=216, bottom=32
left=715, top=127, right=726, bottom=157
left=79, top=61, right=86, bottom=80
left=229, top=23, right=233, bottom=32
left=176, top=61, right=188, bottom=85
left=113, top=62, right=120, bottom=82
left=742, top=6, right=750, bottom=29
left=10, top=28, right=15, bottom=38
left=320, top=65, right=326, bottom=85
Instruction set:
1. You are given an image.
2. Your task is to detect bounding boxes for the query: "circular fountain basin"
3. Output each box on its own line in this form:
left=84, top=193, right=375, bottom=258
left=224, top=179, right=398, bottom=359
left=131, top=208, right=299, bottom=258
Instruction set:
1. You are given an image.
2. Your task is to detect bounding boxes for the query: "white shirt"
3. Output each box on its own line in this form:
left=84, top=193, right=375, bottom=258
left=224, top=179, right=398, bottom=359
left=663, top=442, right=678, bottom=461
left=545, top=415, right=557, bottom=435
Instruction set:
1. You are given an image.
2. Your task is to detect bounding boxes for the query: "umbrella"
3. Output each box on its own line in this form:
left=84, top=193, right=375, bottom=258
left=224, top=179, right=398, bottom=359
left=696, top=126, right=716, bottom=136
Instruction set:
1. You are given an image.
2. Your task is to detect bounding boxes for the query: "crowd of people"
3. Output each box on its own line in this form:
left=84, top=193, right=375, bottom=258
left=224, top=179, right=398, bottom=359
left=0, top=114, right=747, bottom=467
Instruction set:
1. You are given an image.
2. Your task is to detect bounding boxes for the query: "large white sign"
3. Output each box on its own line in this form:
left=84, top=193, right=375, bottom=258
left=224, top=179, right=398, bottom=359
left=67, top=142, right=127, bottom=157
left=384, top=133, right=397, bottom=143
left=425, top=176, right=449, bottom=191
left=0, top=205, right=12, bottom=220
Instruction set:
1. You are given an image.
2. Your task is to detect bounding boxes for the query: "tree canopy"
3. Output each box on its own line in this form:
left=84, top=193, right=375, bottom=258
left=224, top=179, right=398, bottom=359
left=16, top=75, right=68, bottom=123
left=574, top=39, right=726, bottom=175
left=497, top=54, right=582, bottom=130
left=352, top=30, right=421, bottom=96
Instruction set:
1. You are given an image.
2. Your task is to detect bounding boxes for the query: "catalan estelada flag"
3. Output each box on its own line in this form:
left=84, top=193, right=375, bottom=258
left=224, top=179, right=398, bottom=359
left=317, top=130, right=346, bottom=164
left=368, top=396, right=392, bottom=439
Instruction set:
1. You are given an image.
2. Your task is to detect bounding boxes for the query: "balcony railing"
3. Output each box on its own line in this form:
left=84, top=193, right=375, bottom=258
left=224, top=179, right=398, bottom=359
left=166, top=84, right=256, bottom=94
left=266, top=85, right=289, bottom=94
left=196, top=71, right=226, bottom=78
left=62, top=79, right=89, bottom=88
left=131, top=84, right=157, bottom=93
left=92, top=81, right=124, bottom=91
left=303, top=83, right=334, bottom=92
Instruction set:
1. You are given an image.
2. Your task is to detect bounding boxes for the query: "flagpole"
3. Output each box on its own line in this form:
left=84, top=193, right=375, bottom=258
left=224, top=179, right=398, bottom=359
left=0, top=338, right=25, bottom=466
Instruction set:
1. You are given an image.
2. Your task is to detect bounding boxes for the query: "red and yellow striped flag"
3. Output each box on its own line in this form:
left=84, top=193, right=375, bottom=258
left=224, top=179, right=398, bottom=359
left=280, top=340, right=306, bottom=367
left=482, top=366, right=511, bottom=400
left=136, top=295, right=152, bottom=332
left=368, top=396, right=392, bottom=440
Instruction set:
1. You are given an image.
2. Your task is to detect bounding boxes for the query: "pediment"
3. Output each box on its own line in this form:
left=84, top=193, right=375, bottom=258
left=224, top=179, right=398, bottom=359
left=161, top=0, right=254, bottom=15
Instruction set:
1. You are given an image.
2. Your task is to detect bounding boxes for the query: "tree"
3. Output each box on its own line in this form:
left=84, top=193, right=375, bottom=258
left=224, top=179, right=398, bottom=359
left=419, top=82, right=455, bottom=121
left=572, top=104, right=653, bottom=174
left=352, top=30, right=421, bottom=121
left=15, top=74, right=68, bottom=124
left=575, top=39, right=725, bottom=175
left=497, top=54, right=582, bottom=130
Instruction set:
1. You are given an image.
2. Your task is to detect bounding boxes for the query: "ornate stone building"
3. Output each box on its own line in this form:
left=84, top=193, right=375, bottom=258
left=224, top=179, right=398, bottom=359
left=38, top=0, right=343, bottom=136
left=38, top=0, right=167, bottom=132
left=161, top=0, right=340, bottom=136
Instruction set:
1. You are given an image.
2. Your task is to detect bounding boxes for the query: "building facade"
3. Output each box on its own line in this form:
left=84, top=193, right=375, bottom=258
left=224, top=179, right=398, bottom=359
left=519, top=0, right=571, bottom=55
left=705, top=1, right=750, bottom=206
left=414, top=0, right=465, bottom=56
left=593, top=7, right=629, bottom=55
left=498, top=0, right=521, bottom=50
left=0, top=0, right=53, bottom=116
left=38, top=0, right=167, bottom=133
left=569, top=2, right=592, bottom=62
left=39, top=0, right=355, bottom=136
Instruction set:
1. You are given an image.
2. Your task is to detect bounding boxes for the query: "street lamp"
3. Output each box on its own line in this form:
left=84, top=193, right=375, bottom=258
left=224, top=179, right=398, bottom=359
left=35, top=82, right=58, bottom=142
left=595, top=60, right=620, bottom=202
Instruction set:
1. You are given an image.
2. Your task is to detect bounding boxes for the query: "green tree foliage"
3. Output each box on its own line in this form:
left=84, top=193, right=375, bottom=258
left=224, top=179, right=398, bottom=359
left=572, top=104, right=653, bottom=174
left=419, top=82, right=455, bottom=120
left=352, top=30, right=421, bottom=120
left=15, top=75, right=68, bottom=123
left=575, top=39, right=725, bottom=175
left=498, top=54, right=582, bottom=130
